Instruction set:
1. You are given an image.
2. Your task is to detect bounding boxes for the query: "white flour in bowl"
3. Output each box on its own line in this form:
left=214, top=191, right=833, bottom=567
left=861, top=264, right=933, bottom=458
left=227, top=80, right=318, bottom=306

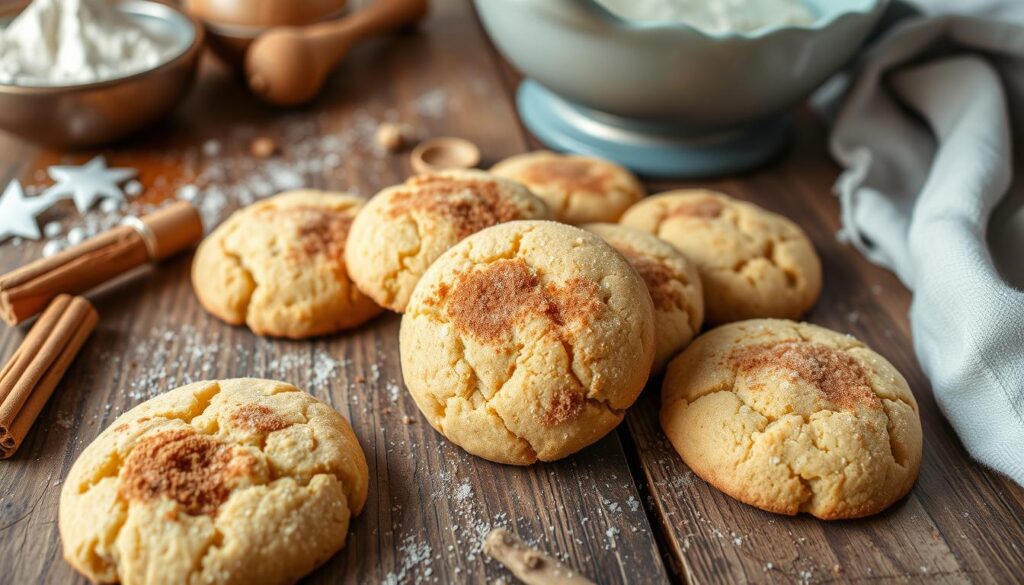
left=0, top=0, right=179, bottom=86
left=596, top=0, right=816, bottom=33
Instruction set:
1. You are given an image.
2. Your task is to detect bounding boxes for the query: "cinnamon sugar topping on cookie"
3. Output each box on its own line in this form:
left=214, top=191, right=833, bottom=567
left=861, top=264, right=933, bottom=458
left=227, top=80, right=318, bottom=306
left=119, top=429, right=255, bottom=516
left=519, top=158, right=612, bottom=196
left=621, top=249, right=684, bottom=311
left=388, top=175, right=528, bottom=238
left=443, top=259, right=538, bottom=340
left=283, top=207, right=353, bottom=263
left=668, top=197, right=724, bottom=219
left=230, top=404, right=291, bottom=434
left=547, top=277, right=604, bottom=326
left=443, top=259, right=603, bottom=342
left=730, top=341, right=880, bottom=410
left=542, top=390, right=585, bottom=426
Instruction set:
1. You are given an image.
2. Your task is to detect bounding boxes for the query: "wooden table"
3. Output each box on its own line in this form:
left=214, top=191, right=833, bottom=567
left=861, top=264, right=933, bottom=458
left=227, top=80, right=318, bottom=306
left=2, top=1, right=1023, bottom=583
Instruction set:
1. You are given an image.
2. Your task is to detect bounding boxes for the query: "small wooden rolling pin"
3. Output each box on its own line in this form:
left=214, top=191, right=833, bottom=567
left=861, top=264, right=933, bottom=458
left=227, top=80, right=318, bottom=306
left=0, top=201, right=203, bottom=326
left=246, top=0, right=429, bottom=106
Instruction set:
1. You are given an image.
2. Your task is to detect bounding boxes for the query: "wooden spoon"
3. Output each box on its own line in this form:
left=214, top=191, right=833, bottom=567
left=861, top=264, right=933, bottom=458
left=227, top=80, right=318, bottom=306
left=245, top=0, right=428, bottom=106
left=410, top=137, right=481, bottom=174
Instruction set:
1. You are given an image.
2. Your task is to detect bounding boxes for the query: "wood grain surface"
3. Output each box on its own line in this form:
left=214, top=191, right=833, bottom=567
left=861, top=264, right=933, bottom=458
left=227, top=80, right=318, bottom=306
left=0, top=1, right=1022, bottom=584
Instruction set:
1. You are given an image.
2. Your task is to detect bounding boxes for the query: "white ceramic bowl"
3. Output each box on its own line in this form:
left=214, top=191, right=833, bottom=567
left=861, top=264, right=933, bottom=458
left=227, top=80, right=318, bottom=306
left=475, top=0, right=886, bottom=130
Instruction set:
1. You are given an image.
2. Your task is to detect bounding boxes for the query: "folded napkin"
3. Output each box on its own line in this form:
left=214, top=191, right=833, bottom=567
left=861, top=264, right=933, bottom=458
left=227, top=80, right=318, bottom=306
left=823, top=2, right=1024, bottom=483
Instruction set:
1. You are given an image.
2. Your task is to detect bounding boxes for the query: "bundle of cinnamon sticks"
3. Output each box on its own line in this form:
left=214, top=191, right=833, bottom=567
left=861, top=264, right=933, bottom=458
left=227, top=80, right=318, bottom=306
left=0, top=295, right=97, bottom=458
left=0, top=201, right=203, bottom=458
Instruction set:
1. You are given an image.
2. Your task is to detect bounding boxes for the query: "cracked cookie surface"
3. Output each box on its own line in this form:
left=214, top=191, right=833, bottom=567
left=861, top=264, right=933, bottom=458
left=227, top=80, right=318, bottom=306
left=584, top=223, right=704, bottom=373
left=344, top=170, right=550, bottom=313
left=59, top=378, right=369, bottom=585
left=620, top=190, right=822, bottom=325
left=191, top=190, right=382, bottom=338
left=492, top=151, right=644, bottom=225
left=660, top=320, right=922, bottom=519
left=400, top=221, right=655, bottom=465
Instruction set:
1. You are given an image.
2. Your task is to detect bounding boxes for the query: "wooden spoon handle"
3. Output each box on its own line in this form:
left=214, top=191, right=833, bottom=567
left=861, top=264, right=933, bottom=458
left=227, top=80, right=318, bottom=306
left=306, top=0, right=429, bottom=59
left=246, top=0, right=429, bottom=106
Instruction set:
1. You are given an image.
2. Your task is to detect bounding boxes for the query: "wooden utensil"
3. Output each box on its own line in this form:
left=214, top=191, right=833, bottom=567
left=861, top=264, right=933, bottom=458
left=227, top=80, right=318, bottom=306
left=186, top=0, right=348, bottom=28
left=184, top=0, right=348, bottom=68
left=245, top=0, right=429, bottom=106
left=410, top=137, right=481, bottom=174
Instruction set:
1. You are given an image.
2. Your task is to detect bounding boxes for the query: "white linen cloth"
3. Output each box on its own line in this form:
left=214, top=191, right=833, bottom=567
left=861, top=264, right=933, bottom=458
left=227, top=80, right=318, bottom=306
left=824, top=1, right=1024, bottom=483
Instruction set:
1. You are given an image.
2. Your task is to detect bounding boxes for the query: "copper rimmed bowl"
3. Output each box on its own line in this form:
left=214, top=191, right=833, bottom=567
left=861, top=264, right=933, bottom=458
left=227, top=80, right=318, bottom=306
left=184, top=0, right=347, bottom=69
left=0, top=0, right=204, bottom=149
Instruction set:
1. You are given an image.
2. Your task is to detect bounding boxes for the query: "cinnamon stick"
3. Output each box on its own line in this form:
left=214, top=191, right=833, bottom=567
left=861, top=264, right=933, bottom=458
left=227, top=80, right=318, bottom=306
left=0, top=295, right=98, bottom=459
left=483, top=528, right=596, bottom=585
left=0, top=201, right=203, bottom=326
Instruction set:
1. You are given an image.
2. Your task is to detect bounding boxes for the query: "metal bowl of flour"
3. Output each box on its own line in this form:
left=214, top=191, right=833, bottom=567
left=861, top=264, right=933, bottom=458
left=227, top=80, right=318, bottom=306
left=0, top=0, right=204, bottom=149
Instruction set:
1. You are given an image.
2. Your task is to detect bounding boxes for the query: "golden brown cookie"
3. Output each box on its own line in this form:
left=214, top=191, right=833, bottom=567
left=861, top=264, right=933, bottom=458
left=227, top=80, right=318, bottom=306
left=400, top=221, right=655, bottom=465
left=344, top=170, right=550, bottom=313
left=661, top=320, right=922, bottom=519
left=191, top=190, right=382, bottom=338
left=583, top=223, right=703, bottom=372
left=59, top=379, right=369, bottom=585
left=619, top=190, right=822, bottom=325
left=491, top=151, right=644, bottom=224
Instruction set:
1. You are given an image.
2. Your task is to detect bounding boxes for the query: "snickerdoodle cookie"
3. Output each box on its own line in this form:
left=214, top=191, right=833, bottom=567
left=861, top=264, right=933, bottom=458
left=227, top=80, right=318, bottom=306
left=583, top=223, right=704, bottom=372
left=491, top=151, right=644, bottom=225
left=59, top=378, right=369, bottom=585
left=192, top=190, right=381, bottom=338
left=345, top=170, right=550, bottom=313
left=620, top=190, right=821, bottom=325
left=661, top=320, right=922, bottom=519
left=400, top=221, right=655, bottom=465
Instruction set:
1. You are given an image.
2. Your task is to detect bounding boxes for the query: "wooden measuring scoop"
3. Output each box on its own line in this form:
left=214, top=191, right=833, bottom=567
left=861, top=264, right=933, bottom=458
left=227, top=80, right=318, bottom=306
left=245, top=0, right=429, bottom=106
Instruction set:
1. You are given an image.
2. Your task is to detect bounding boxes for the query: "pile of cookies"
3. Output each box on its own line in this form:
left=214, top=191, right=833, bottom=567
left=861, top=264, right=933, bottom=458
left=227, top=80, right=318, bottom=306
left=61, top=151, right=923, bottom=583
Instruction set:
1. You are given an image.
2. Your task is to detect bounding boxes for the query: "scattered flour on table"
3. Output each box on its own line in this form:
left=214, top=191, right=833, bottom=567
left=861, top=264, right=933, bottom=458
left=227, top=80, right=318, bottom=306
left=411, top=89, right=450, bottom=119
left=626, top=495, right=640, bottom=512
left=93, top=324, right=352, bottom=406
left=124, top=180, right=143, bottom=196
left=99, top=198, right=121, bottom=213
left=605, top=526, right=620, bottom=549
left=9, top=86, right=455, bottom=254
left=601, top=496, right=621, bottom=513
left=382, top=536, right=434, bottom=585
left=385, top=379, right=403, bottom=403
left=453, top=481, right=474, bottom=503
left=267, top=351, right=348, bottom=391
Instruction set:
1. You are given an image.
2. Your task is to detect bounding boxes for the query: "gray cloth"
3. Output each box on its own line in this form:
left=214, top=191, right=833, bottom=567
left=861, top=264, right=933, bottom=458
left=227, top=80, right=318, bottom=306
left=825, top=3, right=1024, bottom=483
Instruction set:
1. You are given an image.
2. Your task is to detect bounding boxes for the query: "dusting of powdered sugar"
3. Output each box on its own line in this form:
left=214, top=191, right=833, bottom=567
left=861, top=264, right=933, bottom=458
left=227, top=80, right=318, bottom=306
left=382, top=536, right=434, bottom=585
left=91, top=324, right=353, bottom=406
left=375, top=443, right=647, bottom=583
left=12, top=88, right=453, bottom=256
